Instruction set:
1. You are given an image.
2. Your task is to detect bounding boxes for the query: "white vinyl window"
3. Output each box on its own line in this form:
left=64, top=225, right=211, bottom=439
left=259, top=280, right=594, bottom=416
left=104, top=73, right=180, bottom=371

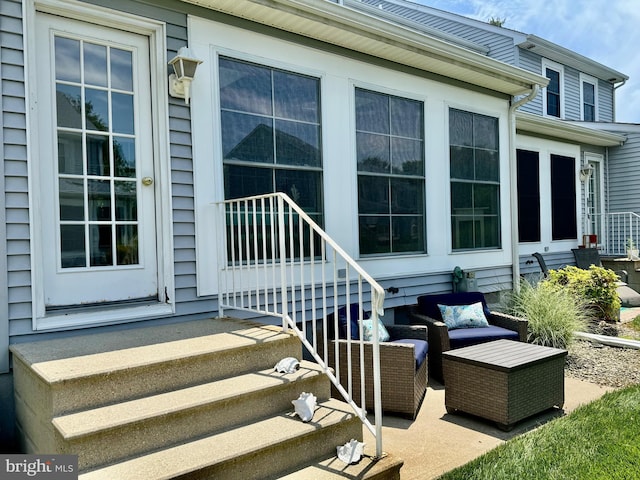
left=542, top=59, right=564, bottom=118
left=580, top=73, right=598, bottom=122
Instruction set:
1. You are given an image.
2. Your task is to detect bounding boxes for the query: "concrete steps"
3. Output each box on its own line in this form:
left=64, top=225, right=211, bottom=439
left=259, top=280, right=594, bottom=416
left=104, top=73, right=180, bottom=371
left=11, top=318, right=402, bottom=479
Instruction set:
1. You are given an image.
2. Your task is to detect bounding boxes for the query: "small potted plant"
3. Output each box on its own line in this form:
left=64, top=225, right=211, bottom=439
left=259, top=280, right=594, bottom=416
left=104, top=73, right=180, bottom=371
left=626, top=238, right=639, bottom=260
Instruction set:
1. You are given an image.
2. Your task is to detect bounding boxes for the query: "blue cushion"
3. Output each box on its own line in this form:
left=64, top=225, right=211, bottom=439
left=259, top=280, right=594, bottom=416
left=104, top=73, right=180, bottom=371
left=448, top=325, right=519, bottom=349
left=336, top=304, right=370, bottom=340
left=417, top=292, right=491, bottom=321
left=390, top=339, right=429, bottom=369
left=438, top=302, right=489, bottom=330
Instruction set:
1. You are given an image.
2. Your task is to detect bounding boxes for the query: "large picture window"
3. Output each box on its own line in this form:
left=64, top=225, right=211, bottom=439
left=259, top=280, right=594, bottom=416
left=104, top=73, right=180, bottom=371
left=551, top=154, right=577, bottom=240
left=516, top=149, right=541, bottom=243
left=355, top=88, right=425, bottom=255
left=220, top=57, right=323, bottom=225
left=449, top=109, right=500, bottom=250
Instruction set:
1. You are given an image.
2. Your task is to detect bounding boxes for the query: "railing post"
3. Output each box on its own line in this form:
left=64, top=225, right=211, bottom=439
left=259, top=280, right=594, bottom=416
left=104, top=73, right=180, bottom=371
left=277, top=195, right=289, bottom=332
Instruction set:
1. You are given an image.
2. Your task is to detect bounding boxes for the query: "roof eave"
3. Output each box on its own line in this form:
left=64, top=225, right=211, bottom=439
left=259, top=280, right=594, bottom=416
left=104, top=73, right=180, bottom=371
left=518, top=35, right=628, bottom=84
left=516, top=111, right=626, bottom=147
left=180, top=0, right=547, bottom=96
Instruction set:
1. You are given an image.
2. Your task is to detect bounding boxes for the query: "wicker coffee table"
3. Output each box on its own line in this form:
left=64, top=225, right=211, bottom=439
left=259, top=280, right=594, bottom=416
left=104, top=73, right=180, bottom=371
left=442, top=339, right=567, bottom=430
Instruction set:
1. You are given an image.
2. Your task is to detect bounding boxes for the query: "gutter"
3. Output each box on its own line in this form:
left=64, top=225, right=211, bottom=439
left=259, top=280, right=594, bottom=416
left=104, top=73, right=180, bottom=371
left=509, top=85, right=540, bottom=291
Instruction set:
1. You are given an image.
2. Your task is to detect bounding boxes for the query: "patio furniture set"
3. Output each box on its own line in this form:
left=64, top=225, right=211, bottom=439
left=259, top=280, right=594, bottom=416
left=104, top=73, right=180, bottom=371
left=326, top=292, right=567, bottom=430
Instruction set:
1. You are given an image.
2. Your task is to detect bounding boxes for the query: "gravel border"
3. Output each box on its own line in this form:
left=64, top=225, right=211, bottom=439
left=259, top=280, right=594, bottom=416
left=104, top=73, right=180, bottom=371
left=566, top=322, right=640, bottom=389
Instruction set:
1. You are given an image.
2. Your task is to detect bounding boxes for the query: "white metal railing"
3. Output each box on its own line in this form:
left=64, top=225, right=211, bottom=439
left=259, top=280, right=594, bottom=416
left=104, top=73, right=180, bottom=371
left=215, top=192, right=385, bottom=457
left=592, top=212, right=640, bottom=256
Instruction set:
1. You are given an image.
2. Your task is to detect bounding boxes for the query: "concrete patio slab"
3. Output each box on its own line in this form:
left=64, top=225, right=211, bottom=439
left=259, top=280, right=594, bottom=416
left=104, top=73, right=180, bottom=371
left=364, top=377, right=613, bottom=480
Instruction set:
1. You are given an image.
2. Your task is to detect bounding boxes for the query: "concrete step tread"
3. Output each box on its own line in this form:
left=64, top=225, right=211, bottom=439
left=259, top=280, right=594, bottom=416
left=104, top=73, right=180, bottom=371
left=10, top=319, right=291, bottom=383
left=78, top=398, right=359, bottom=480
left=277, top=453, right=403, bottom=480
left=53, top=361, right=326, bottom=439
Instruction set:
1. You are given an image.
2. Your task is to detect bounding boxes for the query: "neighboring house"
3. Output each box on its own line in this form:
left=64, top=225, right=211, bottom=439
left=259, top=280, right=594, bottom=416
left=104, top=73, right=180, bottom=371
left=0, top=0, right=635, bottom=448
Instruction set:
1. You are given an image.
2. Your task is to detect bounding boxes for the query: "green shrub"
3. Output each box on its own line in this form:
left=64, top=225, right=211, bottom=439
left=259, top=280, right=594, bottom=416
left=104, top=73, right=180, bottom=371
left=631, top=315, right=640, bottom=332
left=546, top=265, right=620, bottom=321
left=503, top=279, right=591, bottom=349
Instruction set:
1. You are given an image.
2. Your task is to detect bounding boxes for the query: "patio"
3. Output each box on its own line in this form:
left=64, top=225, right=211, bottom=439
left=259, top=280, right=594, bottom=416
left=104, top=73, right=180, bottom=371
left=363, top=376, right=613, bottom=479
left=359, top=306, right=640, bottom=479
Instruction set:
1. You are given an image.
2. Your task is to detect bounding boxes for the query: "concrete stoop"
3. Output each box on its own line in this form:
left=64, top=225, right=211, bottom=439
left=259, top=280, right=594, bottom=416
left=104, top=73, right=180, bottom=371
left=10, top=318, right=402, bottom=479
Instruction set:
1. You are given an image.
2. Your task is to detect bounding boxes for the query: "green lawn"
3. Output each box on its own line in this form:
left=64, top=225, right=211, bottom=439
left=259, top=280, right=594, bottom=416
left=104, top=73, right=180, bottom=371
left=438, top=384, right=640, bottom=480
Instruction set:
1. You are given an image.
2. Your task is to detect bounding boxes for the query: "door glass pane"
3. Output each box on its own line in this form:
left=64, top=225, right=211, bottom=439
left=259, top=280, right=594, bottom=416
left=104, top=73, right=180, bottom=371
left=87, top=134, right=110, bottom=176
left=61, top=225, right=86, bottom=268
left=55, top=37, right=80, bottom=82
left=111, top=48, right=133, bottom=91
left=117, top=225, right=138, bottom=265
left=85, top=88, right=109, bottom=131
left=114, top=137, right=136, bottom=177
left=84, top=43, right=108, bottom=87
left=90, top=224, right=113, bottom=266
left=112, top=93, right=134, bottom=134
left=56, top=84, right=82, bottom=129
left=115, top=181, right=137, bottom=221
left=88, top=179, right=111, bottom=221
left=58, top=132, right=84, bottom=175
left=59, top=178, right=85, bottom=221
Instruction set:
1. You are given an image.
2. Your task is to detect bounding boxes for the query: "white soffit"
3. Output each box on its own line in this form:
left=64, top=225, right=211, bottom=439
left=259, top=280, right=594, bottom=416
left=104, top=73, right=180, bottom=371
left=181, top=0, right=547, bottom=96
left=516, top=111, right=626, bottom=147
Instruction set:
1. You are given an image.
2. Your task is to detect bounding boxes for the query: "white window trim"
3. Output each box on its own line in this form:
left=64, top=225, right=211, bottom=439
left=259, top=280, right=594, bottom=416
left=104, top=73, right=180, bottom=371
left=25, top=0, right=175, bottom=329
left=579, top=73, right=599, bottom=121
left=541, top=58, right=564, bottom=119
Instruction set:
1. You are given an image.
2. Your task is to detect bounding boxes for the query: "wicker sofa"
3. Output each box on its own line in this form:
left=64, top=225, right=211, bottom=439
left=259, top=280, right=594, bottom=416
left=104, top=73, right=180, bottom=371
left=408, top=292, right=528, bottom=384
left=323, top=305, right=428, bottom=419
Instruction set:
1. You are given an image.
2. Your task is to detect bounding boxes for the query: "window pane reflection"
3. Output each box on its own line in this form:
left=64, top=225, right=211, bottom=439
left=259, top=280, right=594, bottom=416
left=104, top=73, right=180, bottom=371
left=88, top=180, right=111, bottom=221
left=116, top=225, right=138, bottom=265
left=87, top=134, right=110, bottom=176
left=84, top=43, right=108, bottom=87
left=112, top=93, right=134, bottom=135
left=58, top=132, right=83, bottom=175
left=59, top=178, right=85, bottom=221
left=114, top=137, right=136, bottom=177
left=56, top=84, right=82, bottom=129
left=85, top=88, right=109, bottom=131
left=61, top=225, right=86, bottom=268
left=90, top=224, right=113, bottom=266
left=115, top=181, right=137, bottom=221
left=55, top=37, right=80, bottom=82
left=111, top=48, right=133, bottom=91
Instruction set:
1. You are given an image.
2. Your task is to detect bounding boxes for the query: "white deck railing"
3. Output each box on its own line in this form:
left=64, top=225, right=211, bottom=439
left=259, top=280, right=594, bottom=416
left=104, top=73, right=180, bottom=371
left=592, top=212, right=640, bottom=256
left=215, top=193, right=385, bottom=457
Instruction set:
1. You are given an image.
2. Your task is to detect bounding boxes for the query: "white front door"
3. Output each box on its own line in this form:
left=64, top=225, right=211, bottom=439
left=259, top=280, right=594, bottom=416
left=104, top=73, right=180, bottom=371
left=34, top=13, right=159, bottom=311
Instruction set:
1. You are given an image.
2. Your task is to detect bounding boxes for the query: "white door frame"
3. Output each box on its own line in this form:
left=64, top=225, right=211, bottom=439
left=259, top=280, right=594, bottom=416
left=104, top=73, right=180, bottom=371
left=26, top=0, right=175, bottom=330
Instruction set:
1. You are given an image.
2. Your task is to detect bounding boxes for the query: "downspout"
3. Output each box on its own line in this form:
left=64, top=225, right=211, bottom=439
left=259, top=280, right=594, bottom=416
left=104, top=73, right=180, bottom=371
left=509, top=84, right=540, bottom=291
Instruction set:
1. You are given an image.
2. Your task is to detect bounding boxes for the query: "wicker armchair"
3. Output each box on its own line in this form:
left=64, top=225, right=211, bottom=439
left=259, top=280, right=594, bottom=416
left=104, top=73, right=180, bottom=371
left=408, top=292, right=528, bottom=384
left=322, top=306, right=428, bottom=419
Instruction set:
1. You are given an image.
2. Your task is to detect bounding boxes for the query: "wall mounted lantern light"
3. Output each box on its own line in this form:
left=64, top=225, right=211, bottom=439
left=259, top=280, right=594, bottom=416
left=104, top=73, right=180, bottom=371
left=579, top=165, right=593, bottom=182
left=168, top=47, right=202, bottom=105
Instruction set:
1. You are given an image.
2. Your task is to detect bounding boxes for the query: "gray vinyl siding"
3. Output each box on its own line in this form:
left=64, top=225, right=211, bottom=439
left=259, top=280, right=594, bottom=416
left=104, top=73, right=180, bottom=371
left=598, top=79, right=614, bottom=122
left=608, top=133, right=640, bottom=214
left=563, top=66, right=580, bottom=120
left=355, top=0, right=517, bottom=63
left=515, top=48, right=543, bottom=115
left=2, top=0, right=32, bottom=341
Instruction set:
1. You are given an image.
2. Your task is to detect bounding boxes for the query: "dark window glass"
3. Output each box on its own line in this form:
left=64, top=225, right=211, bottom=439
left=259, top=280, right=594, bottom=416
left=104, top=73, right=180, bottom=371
left=356, top=88, right=425, bottom=255
left=583, top=81, right=596, bottom=121
left=546, top=68, right=561, bottom=117
left=220, top=57, right=324, bottom=262
left=449, top=109, right=500, bottom=250
left=517, top=149, right=541, bottom=242
left=551, top=154, right=577, bottom=240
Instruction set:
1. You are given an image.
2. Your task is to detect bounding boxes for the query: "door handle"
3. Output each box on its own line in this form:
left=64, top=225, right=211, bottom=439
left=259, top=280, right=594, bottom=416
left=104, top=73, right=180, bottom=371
left=142, top=177, right=153, bottom=186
